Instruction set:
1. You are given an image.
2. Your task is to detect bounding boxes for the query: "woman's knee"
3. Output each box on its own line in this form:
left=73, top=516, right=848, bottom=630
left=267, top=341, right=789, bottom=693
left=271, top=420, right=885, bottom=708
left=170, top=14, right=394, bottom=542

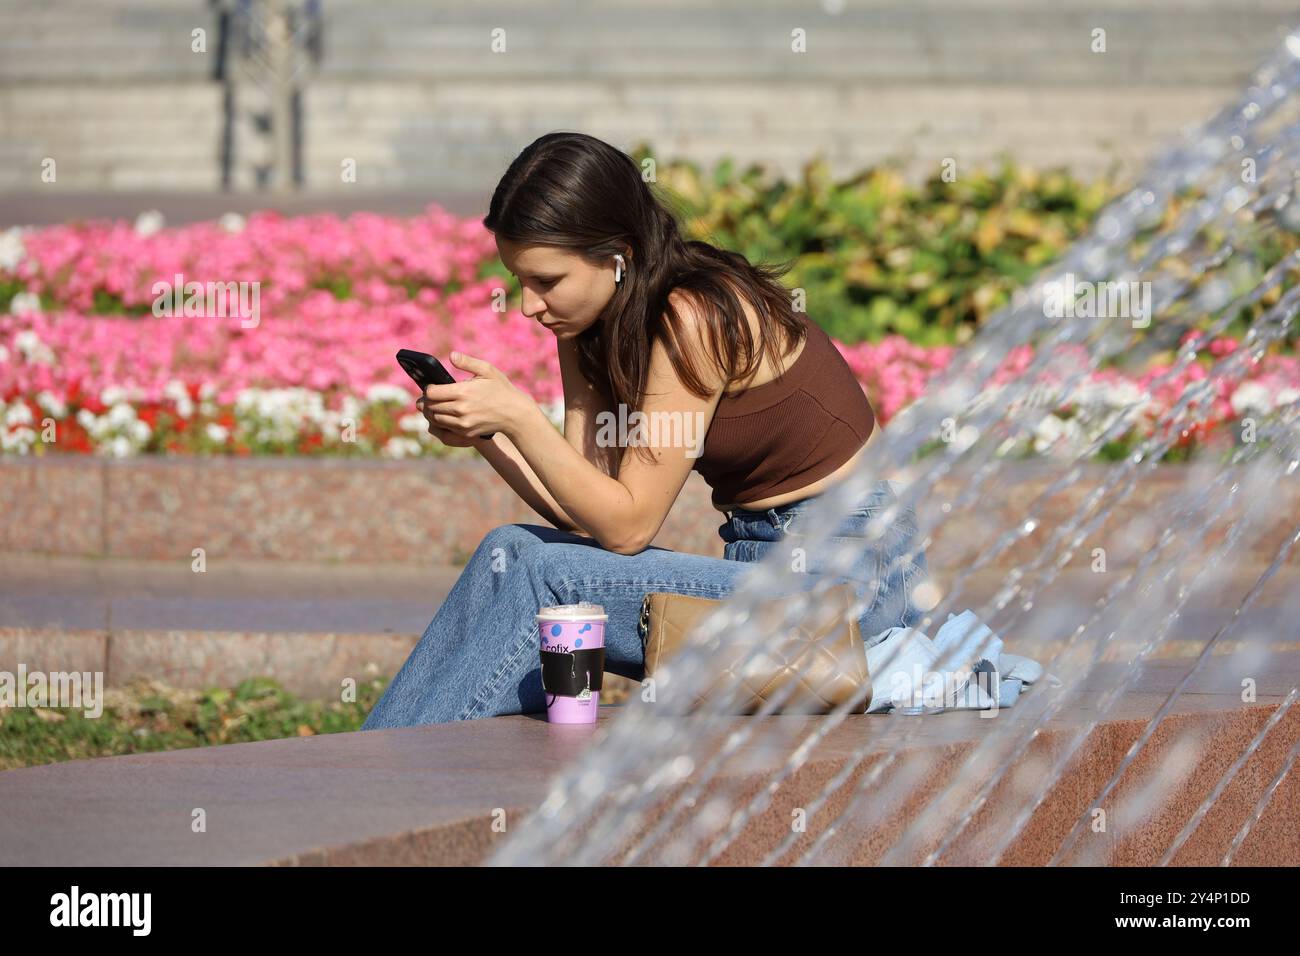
left=473, top=523, right=546, bottom=566
left=470, top=525, right=588, bottom=605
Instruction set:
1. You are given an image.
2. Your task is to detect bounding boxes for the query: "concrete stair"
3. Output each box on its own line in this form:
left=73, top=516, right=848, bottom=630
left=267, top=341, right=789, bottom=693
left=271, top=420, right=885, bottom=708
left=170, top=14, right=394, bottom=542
left=2, top=0, right=1297, bottom=192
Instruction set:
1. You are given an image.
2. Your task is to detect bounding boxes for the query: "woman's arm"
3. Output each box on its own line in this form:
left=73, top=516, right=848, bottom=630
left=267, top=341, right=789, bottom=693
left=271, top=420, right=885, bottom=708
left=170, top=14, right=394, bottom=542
left=475, top=432, right=590, bottom=534
left=468, top=338, right=618, bottom=535
left=502, top=296, right=726, bottom=555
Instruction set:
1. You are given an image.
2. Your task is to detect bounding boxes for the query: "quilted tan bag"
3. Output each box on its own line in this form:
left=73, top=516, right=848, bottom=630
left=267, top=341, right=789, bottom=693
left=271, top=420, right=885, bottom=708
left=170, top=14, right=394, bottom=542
left=637, top=582, right=872, bottom=714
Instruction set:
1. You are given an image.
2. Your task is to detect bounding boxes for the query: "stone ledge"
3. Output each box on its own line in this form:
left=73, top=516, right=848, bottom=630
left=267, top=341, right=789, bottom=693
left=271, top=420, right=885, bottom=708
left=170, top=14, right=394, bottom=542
left=4, top=457, right=1296, bottom=568
left=3, top=556, right=1294, bottom=698
left=0, top=653, right=1295, bottom=866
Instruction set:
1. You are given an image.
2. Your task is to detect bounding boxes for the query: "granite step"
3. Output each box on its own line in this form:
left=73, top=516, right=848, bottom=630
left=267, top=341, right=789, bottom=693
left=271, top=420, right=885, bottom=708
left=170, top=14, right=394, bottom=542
left=2, top=553, right=1297, bottom=699
left=0, top=650, right=1296, bottom=866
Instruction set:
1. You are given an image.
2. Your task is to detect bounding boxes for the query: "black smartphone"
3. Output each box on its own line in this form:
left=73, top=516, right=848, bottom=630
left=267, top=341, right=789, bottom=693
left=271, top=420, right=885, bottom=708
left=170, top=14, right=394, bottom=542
left=396, top=348, right=494, bottom=439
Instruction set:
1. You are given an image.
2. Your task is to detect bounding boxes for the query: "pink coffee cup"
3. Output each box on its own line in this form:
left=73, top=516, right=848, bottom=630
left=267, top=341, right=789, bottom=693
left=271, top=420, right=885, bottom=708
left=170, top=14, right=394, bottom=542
left=537, top=603, right=607, bottom=724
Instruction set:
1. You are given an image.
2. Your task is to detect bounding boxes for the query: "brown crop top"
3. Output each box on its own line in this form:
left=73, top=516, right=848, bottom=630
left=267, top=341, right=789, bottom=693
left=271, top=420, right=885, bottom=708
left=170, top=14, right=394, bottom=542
left=692, top=315, right=877, bottom=509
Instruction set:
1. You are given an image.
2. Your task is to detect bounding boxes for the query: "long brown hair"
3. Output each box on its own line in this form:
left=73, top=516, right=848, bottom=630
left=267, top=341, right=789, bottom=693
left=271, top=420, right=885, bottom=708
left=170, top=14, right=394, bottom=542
left=482, top=131, right=806, bottom=463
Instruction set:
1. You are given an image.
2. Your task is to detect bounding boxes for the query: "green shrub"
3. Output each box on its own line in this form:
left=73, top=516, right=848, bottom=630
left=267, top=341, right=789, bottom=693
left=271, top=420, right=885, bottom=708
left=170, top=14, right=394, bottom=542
left=629, top=145, right=1299, bottom=351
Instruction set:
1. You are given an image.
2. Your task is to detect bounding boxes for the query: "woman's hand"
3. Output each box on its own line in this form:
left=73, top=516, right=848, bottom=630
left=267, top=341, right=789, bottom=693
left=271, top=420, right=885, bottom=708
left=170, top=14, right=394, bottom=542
left=416, top=398, right=478, bottom=447
left=419, top=351, right=534, bottom=441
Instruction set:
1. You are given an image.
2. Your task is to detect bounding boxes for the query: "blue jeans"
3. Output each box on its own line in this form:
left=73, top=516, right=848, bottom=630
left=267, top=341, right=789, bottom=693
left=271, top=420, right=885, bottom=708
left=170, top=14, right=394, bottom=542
left=360, top=478, right=930, bottom=728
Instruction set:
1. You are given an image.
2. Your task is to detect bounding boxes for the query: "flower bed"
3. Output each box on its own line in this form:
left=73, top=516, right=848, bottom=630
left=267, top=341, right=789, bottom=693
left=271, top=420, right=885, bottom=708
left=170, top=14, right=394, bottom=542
left=1, top=209, right=1297, bottom=462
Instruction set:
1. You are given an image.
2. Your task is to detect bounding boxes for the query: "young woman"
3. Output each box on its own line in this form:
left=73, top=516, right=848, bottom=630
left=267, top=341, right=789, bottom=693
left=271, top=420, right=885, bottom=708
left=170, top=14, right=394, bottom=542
left=361, top=131, right=931, bottom=729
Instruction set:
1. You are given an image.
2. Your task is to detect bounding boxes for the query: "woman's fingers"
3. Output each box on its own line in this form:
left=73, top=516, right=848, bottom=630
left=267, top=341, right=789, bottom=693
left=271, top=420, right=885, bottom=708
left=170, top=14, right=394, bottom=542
left=417, top=398, right=453, bottom=428
left=418, top=397, right=460, bottom=420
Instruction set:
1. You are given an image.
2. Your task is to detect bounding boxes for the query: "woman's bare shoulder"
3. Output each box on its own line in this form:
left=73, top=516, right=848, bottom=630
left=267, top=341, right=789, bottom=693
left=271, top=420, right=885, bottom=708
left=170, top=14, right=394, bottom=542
left=663, top=288, right=729, bottom=392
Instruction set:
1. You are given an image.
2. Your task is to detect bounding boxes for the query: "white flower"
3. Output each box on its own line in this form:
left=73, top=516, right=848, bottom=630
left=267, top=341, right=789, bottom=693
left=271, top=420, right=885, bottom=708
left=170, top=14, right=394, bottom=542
left=1065, top=378, right=1153, bottom=439
left=106, top=402, right=137, bottom=428
left=129, top=419, right=151, bottom=443
left=1276, top=387, right=1300, bottom=409
left=134, top=210, right=165, bottom=236
left=4, top=402, right=33, bottom=427
left=205, top=422, right=229, bottom=443
left=9, top=291, right=41, bottom=315
left=398, top=412, right=427, bottom=433
left=1089, top=379, right=1150, bottom=411
left=218, top=212, right=246, bottom=233
left=13, top=329, right=55, bottom=365
left=35, top=390, right=66, bottom=418
left=0, top=226, right=27, bottom=272
left=317, top=406, right=354, bottom=440
left=162, top=380, right=194, bottom=419
left=0, top=345, right=8, bottom=363
left=1, top=426, right=36, bottom=452
left=382, top=436, right=424, bottom=459
left=1032, top=413, right=1087, bottom=457
left=367, top=383, right=413, bottom=405
left=101, top=386, right=130, bottom=408
left=232, top=387, right=335, bottom=445
left=76, top=408, right=97, bottom=430
left=1230, top=381, right=1272, bottom=417
left=108, top=435, right=132, bottom=457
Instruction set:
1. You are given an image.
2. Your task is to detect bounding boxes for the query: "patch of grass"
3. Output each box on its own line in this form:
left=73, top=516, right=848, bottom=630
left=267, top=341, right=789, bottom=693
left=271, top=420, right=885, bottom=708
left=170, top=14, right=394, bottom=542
left=0, top=674, right=390, bottom=771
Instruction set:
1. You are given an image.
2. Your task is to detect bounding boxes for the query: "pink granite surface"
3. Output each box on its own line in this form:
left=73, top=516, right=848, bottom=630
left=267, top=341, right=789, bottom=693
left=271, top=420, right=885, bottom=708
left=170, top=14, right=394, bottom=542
left=3, top=555, right=1295, bottom=698
left=0, top=654, right=1295, bottom=866
left=3, top=457, right=1297, bottom=567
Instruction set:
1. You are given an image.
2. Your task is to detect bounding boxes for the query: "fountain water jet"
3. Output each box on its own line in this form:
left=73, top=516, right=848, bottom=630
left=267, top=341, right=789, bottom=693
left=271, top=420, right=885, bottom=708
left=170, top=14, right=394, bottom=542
left=487, top=27, right=1300, bottom=867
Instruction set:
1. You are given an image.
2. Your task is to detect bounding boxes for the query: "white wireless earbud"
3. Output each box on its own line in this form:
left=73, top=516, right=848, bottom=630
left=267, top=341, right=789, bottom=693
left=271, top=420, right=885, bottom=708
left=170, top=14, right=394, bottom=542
left=614, top=254, right=626, bottom=283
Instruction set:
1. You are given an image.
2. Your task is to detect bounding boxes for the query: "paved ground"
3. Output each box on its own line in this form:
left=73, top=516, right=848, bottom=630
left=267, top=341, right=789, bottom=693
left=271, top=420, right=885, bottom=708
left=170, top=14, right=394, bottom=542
left=4, top=551, right=1297, bottom=700
left=0, top=552, right=458, bottom=636
left=2, top=552, right=1296, bottom=653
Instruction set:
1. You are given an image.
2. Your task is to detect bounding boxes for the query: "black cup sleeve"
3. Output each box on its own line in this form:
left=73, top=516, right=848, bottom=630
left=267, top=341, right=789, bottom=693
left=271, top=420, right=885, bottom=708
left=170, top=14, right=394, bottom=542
left=539, top=647, right=606, bottom=697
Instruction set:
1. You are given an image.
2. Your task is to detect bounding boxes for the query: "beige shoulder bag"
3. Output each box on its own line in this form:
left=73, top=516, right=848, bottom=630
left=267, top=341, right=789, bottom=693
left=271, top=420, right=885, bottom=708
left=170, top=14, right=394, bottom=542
left=637, top=582, right=872, bottom=714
